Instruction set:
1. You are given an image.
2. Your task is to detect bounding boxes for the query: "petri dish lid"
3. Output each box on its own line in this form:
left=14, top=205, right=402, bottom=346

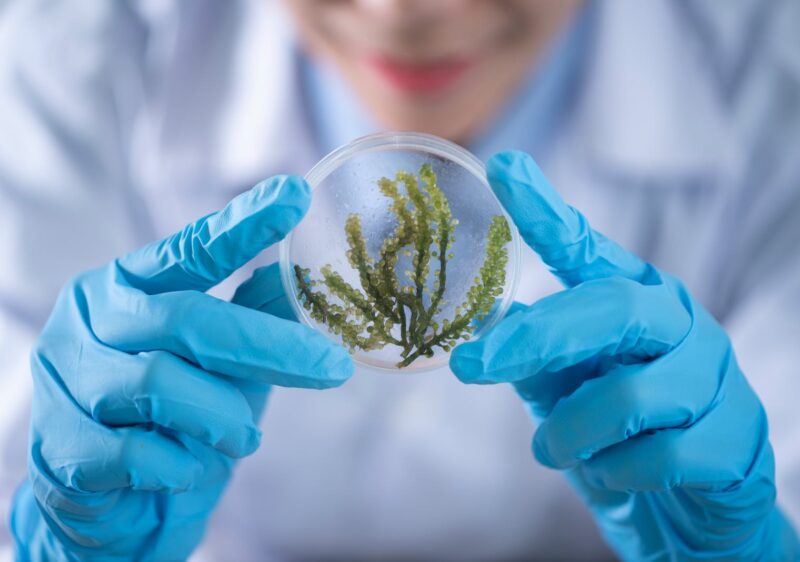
left=279, top=131, right=520, bottom=372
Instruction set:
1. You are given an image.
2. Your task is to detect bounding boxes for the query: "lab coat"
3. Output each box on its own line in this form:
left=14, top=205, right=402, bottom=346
left=1, top=1, right=799, bottom=560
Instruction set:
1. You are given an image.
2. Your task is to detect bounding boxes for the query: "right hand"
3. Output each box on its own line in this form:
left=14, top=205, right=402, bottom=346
left=10, top=176, right=353, bottom=561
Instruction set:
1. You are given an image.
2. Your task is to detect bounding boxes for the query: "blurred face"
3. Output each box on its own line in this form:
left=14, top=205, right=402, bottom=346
left=283, top=0, right=582, bottom=143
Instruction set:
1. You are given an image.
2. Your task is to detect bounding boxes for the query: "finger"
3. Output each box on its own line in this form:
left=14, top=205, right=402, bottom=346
left=31, top=349, right=205, bottom=493
left=531, top=311, right=730, bottom=468
left=232, top=262, right=297, bottom=321
left=31, top=378, right=202, bottom=499
left=513, top=360, right=600, bottom=419
left=229, top=263, right=304, bottom=417
left=504, top=306, right=605, bottom=419
left=486, top=151, right=654, bottom=287
left=582, top=372, right=769, bottom=492
left=505, top=301, right=528, bottom=317
left=88, top=280, right=352, bottom=388
left=117, top=175, right=310, bottom=294
left=450, top=277, right=691, bottom=384
left=68, top=341, right=262, bottom=458
left=532, top=354, right=721, bottom=469
left=33, top=422, right=203, bottom=494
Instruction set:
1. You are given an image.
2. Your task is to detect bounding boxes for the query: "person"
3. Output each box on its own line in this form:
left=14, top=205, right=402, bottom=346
left=1, top=0, right=799, bottom=559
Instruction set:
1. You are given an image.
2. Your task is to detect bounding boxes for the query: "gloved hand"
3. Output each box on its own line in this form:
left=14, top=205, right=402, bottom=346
left=10, top=176, right=353, bottom=561
left=450, top=151, right=800, bottom=560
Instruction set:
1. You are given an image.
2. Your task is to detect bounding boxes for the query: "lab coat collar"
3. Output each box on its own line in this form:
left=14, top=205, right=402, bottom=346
left=236, top=1, right=779, bottom=189
left=246, top=1, right=735, bottom=186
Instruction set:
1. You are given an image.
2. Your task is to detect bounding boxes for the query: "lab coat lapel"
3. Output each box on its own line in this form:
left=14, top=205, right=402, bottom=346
left=134, top=0, right=318, bottom=233
left=210, top=0, right=318, bottom=185
left=566, top=0, right=733, bottom=182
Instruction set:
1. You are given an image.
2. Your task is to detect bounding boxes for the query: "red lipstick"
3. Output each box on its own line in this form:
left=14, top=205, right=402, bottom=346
left=366, top=55, right=473, bottom=94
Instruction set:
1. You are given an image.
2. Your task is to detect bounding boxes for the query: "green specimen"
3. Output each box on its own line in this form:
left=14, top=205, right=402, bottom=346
left=294, top=163, right=511, bottom=368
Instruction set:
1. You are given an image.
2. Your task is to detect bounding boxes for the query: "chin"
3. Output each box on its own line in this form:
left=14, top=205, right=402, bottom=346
left=357, top=83, right=477, bottom=142
left=373, top=106, right=470, bottom=143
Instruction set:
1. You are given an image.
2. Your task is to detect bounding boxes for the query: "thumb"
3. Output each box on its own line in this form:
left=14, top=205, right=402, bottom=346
left=232, top=263, right=298, bottom=321
left=116, top=176, right=310, bottom=294
left=486, top=151, right=652, bottom=288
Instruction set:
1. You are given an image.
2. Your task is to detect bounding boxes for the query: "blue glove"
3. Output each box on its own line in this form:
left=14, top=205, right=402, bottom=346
left=450, top=151, right=800, bottom=560
left=10, top=176, right=353, bottom=561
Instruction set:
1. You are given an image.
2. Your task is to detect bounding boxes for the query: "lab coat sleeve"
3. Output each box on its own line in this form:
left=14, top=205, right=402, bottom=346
left=693, top=0, right=800, bottom=534
left=0, top=0, right=147, bottom=553
left=722, top=152, right=800, bottom=530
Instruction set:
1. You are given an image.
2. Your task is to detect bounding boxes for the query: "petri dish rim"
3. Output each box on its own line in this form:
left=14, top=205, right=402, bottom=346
left=279, top=131, right=521, bottom=373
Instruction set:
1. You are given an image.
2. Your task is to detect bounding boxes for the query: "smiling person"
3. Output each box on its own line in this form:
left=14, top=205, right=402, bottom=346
left=1, top=1, right=799, bottom=561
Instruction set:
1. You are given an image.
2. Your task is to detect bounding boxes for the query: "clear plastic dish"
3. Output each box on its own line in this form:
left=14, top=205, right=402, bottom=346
left=279, top=132, right=520, bottom=372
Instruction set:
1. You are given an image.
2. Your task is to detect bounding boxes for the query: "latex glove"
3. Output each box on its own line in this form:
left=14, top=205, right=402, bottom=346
left=450, top=151, right=799, bottom=560
left=10, top=176, right=353, bottom=561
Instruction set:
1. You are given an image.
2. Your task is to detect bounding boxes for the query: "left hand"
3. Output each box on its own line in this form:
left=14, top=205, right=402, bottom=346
left=450, top=151, right=799, bottom=560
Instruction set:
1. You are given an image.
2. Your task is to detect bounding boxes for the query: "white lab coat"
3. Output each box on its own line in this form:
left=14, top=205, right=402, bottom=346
left=1, top=1, right=799, bottom=560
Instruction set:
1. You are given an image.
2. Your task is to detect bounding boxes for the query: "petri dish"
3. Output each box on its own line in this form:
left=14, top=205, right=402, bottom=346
left=279, top=132, right=520, bottom=372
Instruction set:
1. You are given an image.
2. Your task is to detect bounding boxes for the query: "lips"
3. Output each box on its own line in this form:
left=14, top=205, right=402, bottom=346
left=366, top=55, right=474, bottom=94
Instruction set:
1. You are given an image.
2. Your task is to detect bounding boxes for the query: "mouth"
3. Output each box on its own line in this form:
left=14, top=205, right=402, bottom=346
left=364, top=55, right=475, bottom=94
